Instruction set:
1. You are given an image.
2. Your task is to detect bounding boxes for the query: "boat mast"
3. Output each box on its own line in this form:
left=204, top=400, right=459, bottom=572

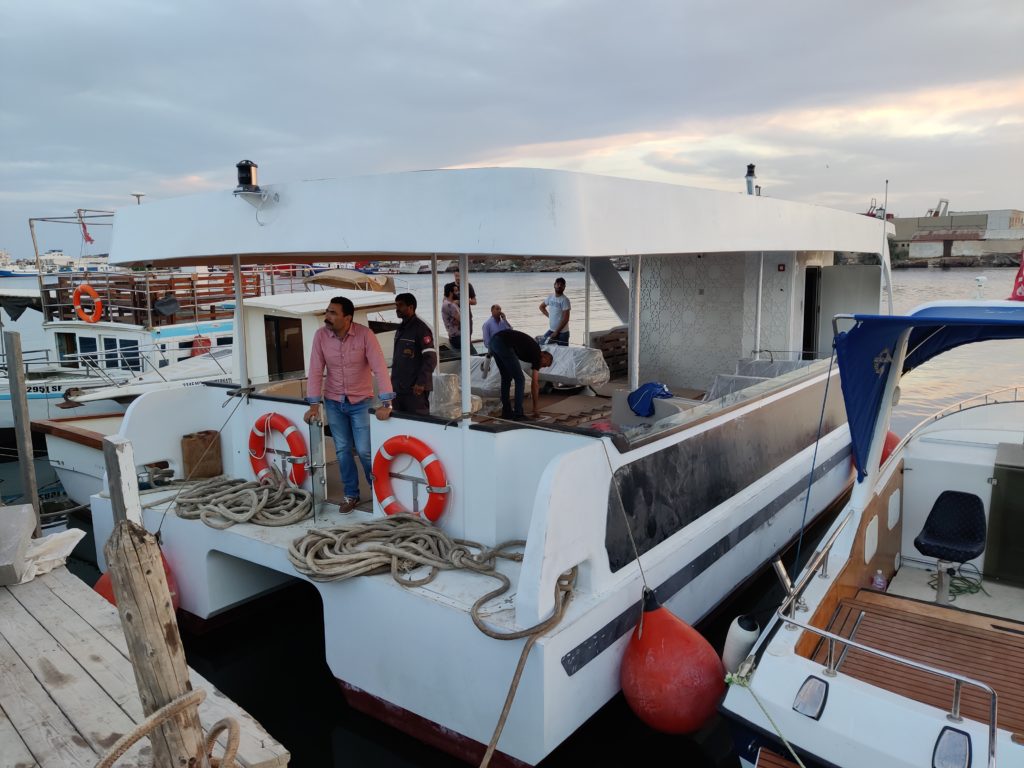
left=628, top=255, right=643, bottom=390
left=458, top=254, right=471, bottom=418
left=232, top=254, right=249, bottom=390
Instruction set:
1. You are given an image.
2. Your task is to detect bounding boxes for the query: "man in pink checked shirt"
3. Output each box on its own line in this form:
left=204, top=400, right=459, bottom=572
left=303, top=296, right=395, bottom=513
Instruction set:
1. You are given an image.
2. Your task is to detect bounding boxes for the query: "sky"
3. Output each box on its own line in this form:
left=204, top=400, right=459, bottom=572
left=2, top=0, right=1022, bottom=259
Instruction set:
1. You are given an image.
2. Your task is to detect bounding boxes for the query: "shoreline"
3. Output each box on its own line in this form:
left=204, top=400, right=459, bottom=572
left=441, top=254, right=1022, bottom=273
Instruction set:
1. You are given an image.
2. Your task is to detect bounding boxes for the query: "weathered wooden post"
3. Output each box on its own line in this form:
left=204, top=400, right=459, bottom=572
left=4, top=330, right=40, bottom=534
left=102, top=435, right=210, bottom=768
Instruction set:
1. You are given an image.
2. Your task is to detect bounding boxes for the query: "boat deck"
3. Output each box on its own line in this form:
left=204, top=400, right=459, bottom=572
left=0, top=566, right=289, bottom=767
left=812, top=588, right=1024, bottom=737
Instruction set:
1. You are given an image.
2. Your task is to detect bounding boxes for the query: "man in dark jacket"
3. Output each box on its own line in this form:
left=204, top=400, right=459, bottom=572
left=488, top=329, right=553, bottom=420
left=392, top=293, right=438, bottom=415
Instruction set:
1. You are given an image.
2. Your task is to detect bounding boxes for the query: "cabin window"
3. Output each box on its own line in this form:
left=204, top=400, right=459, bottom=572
left=119, top=339, right=141, bottom=372
left=264, top=316, right=305, bottom=380
left=216, top=336, right=232, bottom=346
left=78, top=336, right=98, bottom=368
left=55, top=332, right=77, bottom=367
left=103, top=337, right=119, bottom=368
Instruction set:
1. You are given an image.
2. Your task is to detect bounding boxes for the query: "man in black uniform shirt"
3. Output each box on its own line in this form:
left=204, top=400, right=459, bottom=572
left=392, top=293, right=438, bottom=415
left=488, top=329, right=553, bottom=420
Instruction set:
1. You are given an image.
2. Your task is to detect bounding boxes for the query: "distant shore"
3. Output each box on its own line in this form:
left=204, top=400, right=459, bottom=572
left=450, top=253, right=1021, bottom=273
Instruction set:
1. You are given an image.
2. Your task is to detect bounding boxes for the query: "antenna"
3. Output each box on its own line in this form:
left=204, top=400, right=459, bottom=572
left=130, top=192, right=145, bottom=205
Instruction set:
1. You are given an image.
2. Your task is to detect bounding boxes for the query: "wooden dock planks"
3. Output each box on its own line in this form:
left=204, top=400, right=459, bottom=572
left=0, top=566, right=289, bottom=768
left=814, top=589, right=1024, bottom=737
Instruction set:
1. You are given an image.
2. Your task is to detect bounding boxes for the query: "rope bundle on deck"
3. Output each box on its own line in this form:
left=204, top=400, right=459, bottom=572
left=174, top=470, right=312, bottom=529
left=287, top=513, right=525, bottom=585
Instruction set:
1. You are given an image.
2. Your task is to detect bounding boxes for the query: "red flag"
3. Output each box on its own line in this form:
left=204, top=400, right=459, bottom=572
left=80, top=219, right=94, bottom=244
left=1010, top=250, right=1024, bottom=302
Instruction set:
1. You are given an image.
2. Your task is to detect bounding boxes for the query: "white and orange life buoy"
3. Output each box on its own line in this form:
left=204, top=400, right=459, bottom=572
left=73, top=283, right=103, bottom=323
left=372, top=435, right=449, bottom=522
left=249, top=412, right=307, bottom=485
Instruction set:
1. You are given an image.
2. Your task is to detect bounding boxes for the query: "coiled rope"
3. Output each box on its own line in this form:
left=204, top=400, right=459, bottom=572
left=173, top=469, right=312, bottom=529
left=287, top=514, right=576, bottom=768
left=95, top=688, right=240, bottom=768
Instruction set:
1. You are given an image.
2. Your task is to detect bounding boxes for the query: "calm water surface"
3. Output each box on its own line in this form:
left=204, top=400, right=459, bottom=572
left=77, top=267, right=1024, bottom=768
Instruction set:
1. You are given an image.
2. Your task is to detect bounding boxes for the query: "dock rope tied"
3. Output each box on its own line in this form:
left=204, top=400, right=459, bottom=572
left=725, top=658, right=807, bottom=768
left=288, top=514, right=576, bottom=767
left=95, top=688, right=240, bottom=768
left=172, top=468, right=312, bottom=529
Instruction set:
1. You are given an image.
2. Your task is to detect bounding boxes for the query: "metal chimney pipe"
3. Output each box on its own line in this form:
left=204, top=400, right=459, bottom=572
left=745, top=164, right=756, bottom=196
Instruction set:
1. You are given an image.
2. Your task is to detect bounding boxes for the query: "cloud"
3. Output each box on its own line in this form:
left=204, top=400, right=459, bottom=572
left=2, top=1, right=1022, bottom=257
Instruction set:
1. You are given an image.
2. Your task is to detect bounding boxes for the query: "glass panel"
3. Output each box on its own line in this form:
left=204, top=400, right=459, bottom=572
left=119, top=339, right=141, bottom=372
left=79, top=336, right=98, bottom=368
left=103, top=337, right=118, bottom=369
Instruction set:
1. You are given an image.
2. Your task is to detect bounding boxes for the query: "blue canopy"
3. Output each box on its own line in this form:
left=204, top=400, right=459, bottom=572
left=834, top=302, right=1024, bottom=481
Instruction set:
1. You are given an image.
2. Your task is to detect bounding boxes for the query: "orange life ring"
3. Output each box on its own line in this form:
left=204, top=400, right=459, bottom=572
left=372, top=435, right=449, bottom=522
left=248, top=412, right=307, bottom=485
left=73, top=284, right=103, bottom=323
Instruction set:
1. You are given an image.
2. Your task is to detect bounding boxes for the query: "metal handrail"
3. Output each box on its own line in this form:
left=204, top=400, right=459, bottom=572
left=779, top=612, right=998, bottom=768
left=772, top=507, right=999, bottom=767
left=900, top=386, right=1023, bottom=444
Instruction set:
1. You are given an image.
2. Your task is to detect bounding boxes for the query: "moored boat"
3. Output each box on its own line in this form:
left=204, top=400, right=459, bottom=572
left=720, top=300, right=1024, bottom=768
left=84, top=166, right=891, bottom=765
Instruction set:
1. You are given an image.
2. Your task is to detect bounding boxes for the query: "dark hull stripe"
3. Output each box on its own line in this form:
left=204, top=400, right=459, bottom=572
left=560, top=444, right=852, bottom=676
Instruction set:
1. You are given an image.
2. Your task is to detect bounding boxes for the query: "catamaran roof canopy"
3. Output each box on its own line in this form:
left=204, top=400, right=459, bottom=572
left=835, top=300, right=1024, bottom=481
left=244, top=289, right=396, bottom=316
left=109, top=167, right=890, bottom=267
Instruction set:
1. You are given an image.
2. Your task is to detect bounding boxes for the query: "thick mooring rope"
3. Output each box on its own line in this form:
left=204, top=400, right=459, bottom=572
left=174, top=470, right=312, bottom=529
left=95, top=688, right=240, bottom=768
left=287, top=513, right=524, bottom=584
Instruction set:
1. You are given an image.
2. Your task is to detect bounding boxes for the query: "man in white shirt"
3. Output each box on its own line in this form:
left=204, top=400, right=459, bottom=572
left=538, top=277, right=571, bottom=345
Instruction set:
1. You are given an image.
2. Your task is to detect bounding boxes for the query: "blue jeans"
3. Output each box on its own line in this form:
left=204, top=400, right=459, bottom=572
left=543, top=330, right=569, bottom=346
left=489, top=333, right=525, bottom=417
left=323, top=397, right=372, bottom=499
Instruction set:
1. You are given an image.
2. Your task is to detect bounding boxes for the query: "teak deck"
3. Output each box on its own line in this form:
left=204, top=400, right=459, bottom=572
left=0, top=566, right=289, bottom=768
left=813, top=588, right=1024, bottom=737
left=755, top=747, right=800, bottom=767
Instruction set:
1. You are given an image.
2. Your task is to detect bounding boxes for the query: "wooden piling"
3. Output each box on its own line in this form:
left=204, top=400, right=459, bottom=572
left=3, top=330, right=40, bottom=534
left=101, top=435, right=210, bottom=768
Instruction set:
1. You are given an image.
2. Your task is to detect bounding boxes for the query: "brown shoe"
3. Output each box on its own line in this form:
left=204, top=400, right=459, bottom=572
left=339, top=496, right=359, bottom=513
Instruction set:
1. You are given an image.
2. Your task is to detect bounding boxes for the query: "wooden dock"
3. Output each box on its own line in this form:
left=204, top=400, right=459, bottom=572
left=0, top=566, right=289, bottom=768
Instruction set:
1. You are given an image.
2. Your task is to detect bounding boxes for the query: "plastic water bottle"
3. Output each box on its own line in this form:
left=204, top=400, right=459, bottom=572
left=871, top=569, right=888, bottom=591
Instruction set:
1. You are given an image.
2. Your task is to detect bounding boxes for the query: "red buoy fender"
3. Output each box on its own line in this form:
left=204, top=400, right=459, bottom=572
left=620, top=588, right=725, bottom=734
left=372, top=435, right=449, bottom=522
left=880, top=430, right=900, bottom=466
left=94, top=552, right=180, bottom=611
left=249, top=412, right=308, bottom=485
left=190, top=335, right=212, bottom=357
left=73, top=283, right=103, bottom=323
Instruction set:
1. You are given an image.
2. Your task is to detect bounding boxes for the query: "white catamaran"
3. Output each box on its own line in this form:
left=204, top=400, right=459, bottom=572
left=84, top=166, right=892, bottom=766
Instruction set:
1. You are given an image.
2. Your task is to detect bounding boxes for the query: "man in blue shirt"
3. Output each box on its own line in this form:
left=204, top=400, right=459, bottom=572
left=481, top=304, right=512, bottom=350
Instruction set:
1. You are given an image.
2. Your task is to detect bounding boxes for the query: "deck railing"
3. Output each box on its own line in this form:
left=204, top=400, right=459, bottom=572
left=772, top=510, right=999, bottom=768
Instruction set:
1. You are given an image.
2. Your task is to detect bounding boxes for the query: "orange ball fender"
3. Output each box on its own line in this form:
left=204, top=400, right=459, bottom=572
left=72, top=283, right=103, bottom=323
left=190, top=335, right=212, bottom=357
left=248, top=412, right=308, bottom=485
left=880, top=430, right=901, bottom=466
left=620, top=588, right=725, bottom=734
left=94, top=552, right=180, bottom=611
left=372, top=435, right=449, bottom=522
